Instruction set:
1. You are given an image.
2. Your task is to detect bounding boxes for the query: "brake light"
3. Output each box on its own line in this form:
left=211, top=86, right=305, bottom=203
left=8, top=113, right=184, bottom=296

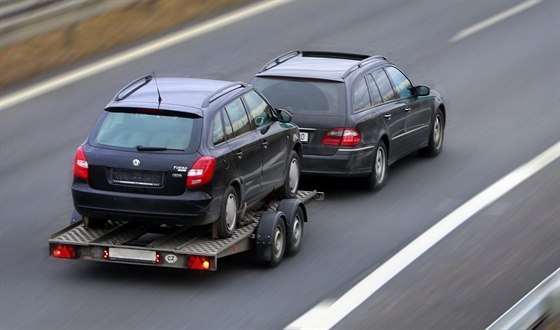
left=52, top=244, right=76, bottom=259
left=74, top=146, right=88, bottom=180
left=187, top=256, right=211, bottom=270
left=322, top=128, right=362, bottom=146
left=187, top=156, right=215, bottom=187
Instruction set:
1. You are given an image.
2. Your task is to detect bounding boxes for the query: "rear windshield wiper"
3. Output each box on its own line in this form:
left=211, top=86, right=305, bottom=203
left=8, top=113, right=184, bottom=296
left=136, top=145, right=184, bottom=151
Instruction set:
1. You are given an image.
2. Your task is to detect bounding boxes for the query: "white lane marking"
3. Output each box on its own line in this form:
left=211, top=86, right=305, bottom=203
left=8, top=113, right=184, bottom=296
left=286, top=141, right=560, bottom=330
left=0, top=0, right=293, bottom=111
left=449, top=0, right=542, bottom=42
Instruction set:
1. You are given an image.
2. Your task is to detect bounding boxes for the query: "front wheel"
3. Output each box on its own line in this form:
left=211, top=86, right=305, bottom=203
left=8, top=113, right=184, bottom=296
left=277, top=150, right=300, bottom=199
left=421, top=108, right=444, bottom=157
left=366, top=141, right=388, bottom=191
left=216, top=186, right=238, bottom=239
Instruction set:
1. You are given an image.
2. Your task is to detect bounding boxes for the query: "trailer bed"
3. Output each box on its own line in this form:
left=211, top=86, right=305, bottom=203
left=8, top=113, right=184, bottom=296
left=49, top=190, right=322, bottom=270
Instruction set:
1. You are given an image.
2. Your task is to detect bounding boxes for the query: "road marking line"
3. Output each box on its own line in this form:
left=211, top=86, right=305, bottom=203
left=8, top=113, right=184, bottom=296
left=449, top=0, right=542, bottom=42
left=0, top=0, right=293, bottom=111
left=286, top=141, right=560, bottom=330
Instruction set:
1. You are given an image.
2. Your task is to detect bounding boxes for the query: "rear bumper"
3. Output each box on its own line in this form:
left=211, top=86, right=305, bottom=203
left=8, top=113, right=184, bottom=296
left=72, top=183, right=220, bottom=226
left=302, top=146, right=375, bottom=176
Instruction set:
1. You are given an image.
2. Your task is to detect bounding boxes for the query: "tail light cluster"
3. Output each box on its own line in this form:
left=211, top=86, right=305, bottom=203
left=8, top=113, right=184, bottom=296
left=187, top=256, right=211, bottom=270
left=74, top=146, right=89, bottom=180
left=322, top=128, right=362, bottom=146
left=52, top=244, right=76, bottom=259
left=187, top=156, right=216, bottom=187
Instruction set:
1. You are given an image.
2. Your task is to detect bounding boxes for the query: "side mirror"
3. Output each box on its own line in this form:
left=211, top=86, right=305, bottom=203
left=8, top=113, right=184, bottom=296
left=276, top=108, right=292, bottom=123
left=415, top=85, right=430, bottom=96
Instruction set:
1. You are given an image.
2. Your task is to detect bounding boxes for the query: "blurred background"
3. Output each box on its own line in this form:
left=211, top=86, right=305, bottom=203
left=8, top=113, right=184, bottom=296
left=0, top=0, right=558, bottom=329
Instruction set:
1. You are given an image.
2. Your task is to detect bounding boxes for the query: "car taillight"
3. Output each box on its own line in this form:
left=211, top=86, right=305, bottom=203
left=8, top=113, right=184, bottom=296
left=187, top=156, right=216, bottom=187
left=74, top=146, right=88, bottom=180
left=52, top=244, right=76, bottom=259
left=322, top=128, right=362, bottom=146
left=187, top=256, right=211, bottom=270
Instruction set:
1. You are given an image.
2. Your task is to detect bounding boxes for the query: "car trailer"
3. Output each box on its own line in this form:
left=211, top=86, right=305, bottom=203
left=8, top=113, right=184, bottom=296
left=49, top=190, right=323, bottom=271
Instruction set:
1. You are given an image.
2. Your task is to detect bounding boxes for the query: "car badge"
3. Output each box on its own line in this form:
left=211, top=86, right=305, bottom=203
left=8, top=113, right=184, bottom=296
left=132, top=159, right=141, bottom=167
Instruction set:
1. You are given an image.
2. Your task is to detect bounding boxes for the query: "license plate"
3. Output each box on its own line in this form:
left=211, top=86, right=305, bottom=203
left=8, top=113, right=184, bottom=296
left=109, top=248, right=157, bottom=262
left=300, top=132, right=309, bottom=143
left=112, top=169, right=162, bottom=187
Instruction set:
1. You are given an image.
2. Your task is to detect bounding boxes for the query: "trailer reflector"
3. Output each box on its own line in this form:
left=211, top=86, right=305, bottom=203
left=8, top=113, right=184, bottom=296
left=187, top=256, right=211, bottom=270
left=52, top=244, right=76, bottom=259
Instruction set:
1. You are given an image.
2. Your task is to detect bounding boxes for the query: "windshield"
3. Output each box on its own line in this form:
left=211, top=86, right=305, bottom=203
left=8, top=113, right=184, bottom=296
left=91, top=108, right=201, bottom=152
left=253, top=77, right=346, bottom=115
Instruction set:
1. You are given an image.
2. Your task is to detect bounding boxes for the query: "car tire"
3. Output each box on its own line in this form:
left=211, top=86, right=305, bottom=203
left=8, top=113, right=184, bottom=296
left=83, top=217, right=106, bottom=229
left=277, top=150, right=300, bottom=199
left=216, top=186, right=238, bottom=239
left=421, top=108, right=444, bottom=157
left=286, top=206, right=304, bottom=256
left=366, top=140, right=388, bottom=191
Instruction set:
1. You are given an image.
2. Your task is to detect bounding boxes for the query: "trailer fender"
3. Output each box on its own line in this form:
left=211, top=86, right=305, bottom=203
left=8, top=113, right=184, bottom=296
left=255, top=211, right=287, bottom=266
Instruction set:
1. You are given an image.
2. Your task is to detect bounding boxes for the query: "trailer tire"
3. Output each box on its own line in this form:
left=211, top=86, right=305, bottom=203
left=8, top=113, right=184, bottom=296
left=217, top=186, right=238, bottom=239
left=255, top=211, right=287, bottom=267
left=277, top=199, right=306, bottom=256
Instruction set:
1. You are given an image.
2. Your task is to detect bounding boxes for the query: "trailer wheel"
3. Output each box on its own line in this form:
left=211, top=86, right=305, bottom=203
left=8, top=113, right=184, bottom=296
left=216, top=186, right=238, bottom=239
left=277, top=199, right=307, bottom=256
left=255, top=211, right=287, bottom=267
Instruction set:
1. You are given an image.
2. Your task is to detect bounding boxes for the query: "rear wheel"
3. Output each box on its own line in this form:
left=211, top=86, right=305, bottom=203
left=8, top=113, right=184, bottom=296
left=277, top=150, right=300, bottom=199
left=83, top=217, right=106, bottom=229
left=366, top=141, right=388, bottom=191
left=269, top=219, right=286, bottom=267
left=421, top=108, right=444, bottom=157
left=217, top=186, right=238, bottom=239
left=286, top=207, right=304, bottom=256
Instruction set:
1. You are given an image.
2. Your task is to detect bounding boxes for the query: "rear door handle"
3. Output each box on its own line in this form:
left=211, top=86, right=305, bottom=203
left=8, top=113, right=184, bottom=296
left=235, top=150, right=243, bottom=159
left=384, top=114, right=392, bottom=120
left=262, top=140, right=268, bottom=149
left=404, top=107, right=412, bottom=112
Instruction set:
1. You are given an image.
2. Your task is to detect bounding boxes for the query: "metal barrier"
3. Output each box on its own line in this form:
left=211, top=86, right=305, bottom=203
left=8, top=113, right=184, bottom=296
left=486, top=268, right=560, bottom=330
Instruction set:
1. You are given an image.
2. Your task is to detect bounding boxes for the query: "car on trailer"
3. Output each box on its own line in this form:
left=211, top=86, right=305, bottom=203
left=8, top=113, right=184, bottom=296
left=72, top=75, right=302, bottom=239
left=252, top=50, right=446, bottom=190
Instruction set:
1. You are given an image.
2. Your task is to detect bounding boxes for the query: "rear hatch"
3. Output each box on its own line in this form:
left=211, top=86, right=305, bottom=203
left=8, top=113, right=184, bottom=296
left=86, top=107, right=203, bottom=196
left=253, top=77, right=347, bottom=156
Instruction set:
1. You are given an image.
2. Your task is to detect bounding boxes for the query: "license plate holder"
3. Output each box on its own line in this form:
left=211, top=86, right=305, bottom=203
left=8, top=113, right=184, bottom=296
left=108, top=247, right=157, bottom=263
left=112, top=169, right=162, bottom=187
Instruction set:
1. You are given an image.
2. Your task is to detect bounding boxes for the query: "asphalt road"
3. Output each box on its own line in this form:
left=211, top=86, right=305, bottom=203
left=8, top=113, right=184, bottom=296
left=1, top=1, right=559, bottom=329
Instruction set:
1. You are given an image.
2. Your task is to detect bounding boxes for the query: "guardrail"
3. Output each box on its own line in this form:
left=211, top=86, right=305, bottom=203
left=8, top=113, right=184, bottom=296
left=486, top=268, right=560, bottom=330
left=0, top=0, right=135, bottom=47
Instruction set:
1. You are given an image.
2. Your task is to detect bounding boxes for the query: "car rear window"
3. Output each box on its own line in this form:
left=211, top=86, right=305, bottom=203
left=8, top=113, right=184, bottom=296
left=91, top=108, right=202, bottom=152
left=253, top=77, right=346, bottom=115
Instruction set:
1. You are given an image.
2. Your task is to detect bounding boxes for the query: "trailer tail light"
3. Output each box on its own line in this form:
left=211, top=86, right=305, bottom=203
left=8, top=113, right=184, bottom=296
left=187, top=156, right=215, bottom=187
left=74, top=146, right=89, bottom=180
left=322, top=128, right=362, bottom=146
left=52, top=244, right=76, bottom=259
left=187, top=256, right=211, bottom=270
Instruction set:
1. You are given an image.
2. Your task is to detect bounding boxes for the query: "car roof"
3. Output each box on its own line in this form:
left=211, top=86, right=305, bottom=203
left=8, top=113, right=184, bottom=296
left=255, top=51, right=387, bottom=82
left=106, top=77, right=247, bottom=115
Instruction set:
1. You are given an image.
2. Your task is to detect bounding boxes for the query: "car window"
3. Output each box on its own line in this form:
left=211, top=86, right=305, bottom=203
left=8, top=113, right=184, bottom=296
left=242, top=90, right=274, bottom=127
left=224, top=98, right=252, bottom=137
left=366, top=75, right=383, bottom=106
left=372, top=69, right=395, bottom=102
left=353, top=77, right=371, bottom=111
left=385, top=66, right=413, bottom=99
left=252, top=77, right=346, bottom=115
left=221, top=109, right=233, bottom=139
left=212, top=112, right=225, bottom=145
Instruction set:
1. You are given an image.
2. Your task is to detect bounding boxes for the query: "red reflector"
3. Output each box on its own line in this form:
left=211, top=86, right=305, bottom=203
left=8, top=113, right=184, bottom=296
left=322, top=128, right=362, bottom=146
left=187, top=156, right=216, bottom=187
left=73, top=146, right=89, bottom=180
left=187, top=256, right=211, bottom=270
left=52, top=244, right=76, bottom=259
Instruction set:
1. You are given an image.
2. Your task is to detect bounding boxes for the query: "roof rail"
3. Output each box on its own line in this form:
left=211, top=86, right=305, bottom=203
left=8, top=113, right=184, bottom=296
left=114, top=74, right=153, bottom=101
left=341, top=55, right=387, bottom=79
left=202, top=82, right=247, bottom=108
left=258, top=50, right=302, bottom=73
left=301, top=51, right=370, bottom=61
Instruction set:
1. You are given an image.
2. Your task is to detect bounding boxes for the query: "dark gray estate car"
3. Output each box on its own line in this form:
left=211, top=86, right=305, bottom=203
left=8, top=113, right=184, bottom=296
left=72, top=76, right=302, bottom=238
left=252, top=51, right=446, bottom=190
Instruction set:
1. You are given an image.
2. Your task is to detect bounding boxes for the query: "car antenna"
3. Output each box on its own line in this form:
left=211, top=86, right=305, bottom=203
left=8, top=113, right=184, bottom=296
left=152, top=72, right=163, bottom=108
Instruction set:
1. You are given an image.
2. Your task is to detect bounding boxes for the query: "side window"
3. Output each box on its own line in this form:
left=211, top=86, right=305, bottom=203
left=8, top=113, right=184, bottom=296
left=212, top=112, right=225, bottom=145
left=385, top=66, right=413, bottom=99
left=352, top=77, right=371, bottom=111
left=221, top=108, right=233, bottom=139
left=366, top=75, right=383, bottom=106
left=372, top=69, right=395, bottom=102
left=224, top=98, right=252, bottom=137
left=242, top=90, right=274, bottom=127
